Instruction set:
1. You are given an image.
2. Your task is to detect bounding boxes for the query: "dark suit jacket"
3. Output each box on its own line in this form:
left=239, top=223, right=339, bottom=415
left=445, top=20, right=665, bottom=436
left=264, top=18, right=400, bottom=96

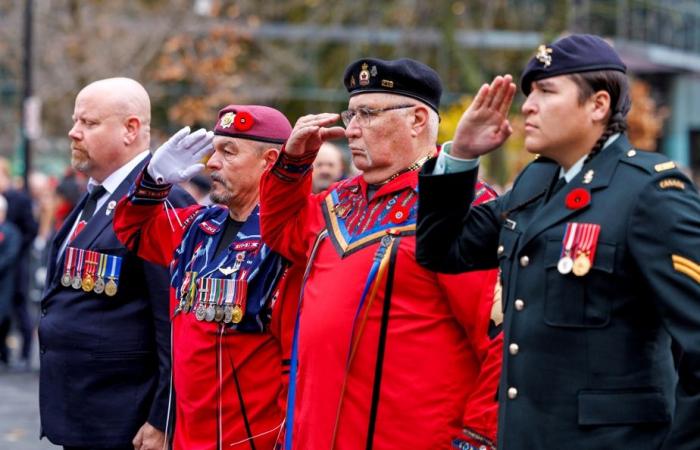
left=417, top=135, right=700, bottom=450
left=39, top=157, right=194, bottom=447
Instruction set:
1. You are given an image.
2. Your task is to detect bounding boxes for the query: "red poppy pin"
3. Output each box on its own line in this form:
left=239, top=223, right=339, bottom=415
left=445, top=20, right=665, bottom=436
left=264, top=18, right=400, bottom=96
left=565, top=188, right=591, bottom=210
left=390, top=206, right=409, bottom=224
left=233, top=111, right=254, bottom=131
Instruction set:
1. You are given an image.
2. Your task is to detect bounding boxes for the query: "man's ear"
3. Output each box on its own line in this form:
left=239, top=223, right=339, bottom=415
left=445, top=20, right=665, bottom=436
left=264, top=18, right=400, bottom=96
left=411, top=106, right=429, bottom=138
left=123, top=116, right=141, bottom=145
left=262, top=147, right=280, bottom=169
left=590, top=90, right=612, bottom=124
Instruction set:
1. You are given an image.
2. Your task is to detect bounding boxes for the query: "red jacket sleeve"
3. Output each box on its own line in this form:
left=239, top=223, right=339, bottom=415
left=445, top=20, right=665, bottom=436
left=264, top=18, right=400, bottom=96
left=259, top=149, right=326, bottom=265
left=113, top=169, right=202, bottom=267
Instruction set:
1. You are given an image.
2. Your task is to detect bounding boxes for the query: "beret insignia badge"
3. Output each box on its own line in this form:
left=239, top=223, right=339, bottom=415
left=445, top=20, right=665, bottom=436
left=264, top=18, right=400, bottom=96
left=220, top=112, right=235, bottom=129
left=359, top=63, right=370, bottom=86
left=536, top=44, right=553, bottom=67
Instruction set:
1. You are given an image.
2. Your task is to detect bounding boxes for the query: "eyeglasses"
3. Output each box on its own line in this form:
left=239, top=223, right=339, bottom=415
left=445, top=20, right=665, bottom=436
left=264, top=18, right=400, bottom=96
left=340, top=104, right=416, bottom=127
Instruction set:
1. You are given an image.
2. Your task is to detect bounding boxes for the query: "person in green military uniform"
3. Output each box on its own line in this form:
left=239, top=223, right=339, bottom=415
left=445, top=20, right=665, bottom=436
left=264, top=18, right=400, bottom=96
left=416, top=34, right=700, bottom=449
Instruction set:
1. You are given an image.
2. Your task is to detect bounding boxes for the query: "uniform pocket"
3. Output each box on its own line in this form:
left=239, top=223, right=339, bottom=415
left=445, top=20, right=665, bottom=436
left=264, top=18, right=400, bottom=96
left=544, top=239, right=615, bottom=328
left=578, top=388, right=671, bottom=425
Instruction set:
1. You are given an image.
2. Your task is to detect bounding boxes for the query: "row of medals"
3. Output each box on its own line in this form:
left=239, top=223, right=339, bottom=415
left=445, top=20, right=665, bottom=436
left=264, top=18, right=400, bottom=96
left=61, top=272, right=118, bottom=296
left=557, top=252, right=591, bottom=277
left=180, top=290, right=243, bottom=324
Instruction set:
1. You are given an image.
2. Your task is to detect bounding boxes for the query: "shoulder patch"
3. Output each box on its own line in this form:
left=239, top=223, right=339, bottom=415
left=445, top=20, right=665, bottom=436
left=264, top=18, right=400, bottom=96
left=654, top=161, right=677, bottom=172
left=658, top=178, right=686, bottom=190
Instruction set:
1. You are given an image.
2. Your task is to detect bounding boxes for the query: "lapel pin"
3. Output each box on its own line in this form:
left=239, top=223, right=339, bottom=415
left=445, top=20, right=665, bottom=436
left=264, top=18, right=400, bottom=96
left=582, top=170, right=594, bottom=184
left=105, top=200, right=117, bottom=216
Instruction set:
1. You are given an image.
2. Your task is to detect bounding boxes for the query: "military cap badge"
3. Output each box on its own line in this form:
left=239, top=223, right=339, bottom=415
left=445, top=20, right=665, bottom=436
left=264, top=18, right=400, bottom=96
left=536, top=45, right=553, bottom=67
left=359, top=63, right=370, bottom=86
left=220, top=112, right=235, bottom=129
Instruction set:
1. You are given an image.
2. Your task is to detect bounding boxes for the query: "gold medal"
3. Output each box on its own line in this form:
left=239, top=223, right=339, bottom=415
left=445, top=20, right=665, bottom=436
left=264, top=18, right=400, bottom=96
left=93, top=277, right=105, bottom=294
left=231, top=305, right=243, bottom=324
left=105, top=278, right=118, bottom=296
left=572, top=254, right=591, bottom=276
left=82, top=274, right=94, bottom=292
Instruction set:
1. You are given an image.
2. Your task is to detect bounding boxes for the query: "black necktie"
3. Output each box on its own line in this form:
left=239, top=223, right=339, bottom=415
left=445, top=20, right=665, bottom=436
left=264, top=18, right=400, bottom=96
left=70, top=185, right=106, bottom=242
left=80, top=185, right=107, bottom=221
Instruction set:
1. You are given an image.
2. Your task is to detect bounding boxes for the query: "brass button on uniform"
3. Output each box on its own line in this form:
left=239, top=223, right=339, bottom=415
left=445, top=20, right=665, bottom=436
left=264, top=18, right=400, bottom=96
left=627, top=149, right=637, bottom=157
left=514, top=299, right=525, bottom=310
left=520, top=255, right=530, bottom=267
left=508, top=387, right=518, bottom=399
left=509, top=343, right=520, bottom=355
left=497, top=245, right=505, bottom=256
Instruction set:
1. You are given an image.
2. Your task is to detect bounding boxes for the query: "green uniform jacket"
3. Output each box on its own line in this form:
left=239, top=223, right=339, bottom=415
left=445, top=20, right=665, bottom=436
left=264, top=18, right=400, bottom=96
left=417, top=135, right=700, bottom=450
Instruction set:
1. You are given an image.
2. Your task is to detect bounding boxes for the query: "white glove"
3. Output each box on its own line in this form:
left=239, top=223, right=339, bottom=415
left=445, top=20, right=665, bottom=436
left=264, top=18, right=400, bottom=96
left=147, top=126, right=214, bottom=185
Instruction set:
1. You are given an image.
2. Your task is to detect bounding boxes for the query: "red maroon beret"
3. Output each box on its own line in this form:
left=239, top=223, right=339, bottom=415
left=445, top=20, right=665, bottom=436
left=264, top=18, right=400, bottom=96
left=213, top=105, right=292, bottom=144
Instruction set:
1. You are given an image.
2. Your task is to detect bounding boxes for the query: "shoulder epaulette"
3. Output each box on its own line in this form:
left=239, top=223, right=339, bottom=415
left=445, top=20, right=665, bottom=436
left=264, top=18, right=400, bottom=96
left=619, top=148, right=674, bottom=175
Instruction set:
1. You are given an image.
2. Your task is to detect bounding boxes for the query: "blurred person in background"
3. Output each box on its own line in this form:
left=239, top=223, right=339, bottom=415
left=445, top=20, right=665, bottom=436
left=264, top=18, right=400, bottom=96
left=181, top=173, right=213, bottom=205
left=311, top=141, right=346, bottom=193
left=0, top=158, right=38, bottom=370
left=0, top=194, right=22, bottom=370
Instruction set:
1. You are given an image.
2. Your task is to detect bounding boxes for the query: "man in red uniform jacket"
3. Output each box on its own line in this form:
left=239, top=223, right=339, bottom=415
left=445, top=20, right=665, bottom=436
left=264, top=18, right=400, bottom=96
left=260, top=58, right=503, bottom=450
left=113, top=105, right=297, bottom=450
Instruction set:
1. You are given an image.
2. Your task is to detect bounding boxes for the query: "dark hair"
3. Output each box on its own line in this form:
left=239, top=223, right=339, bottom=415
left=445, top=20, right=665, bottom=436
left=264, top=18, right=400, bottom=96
left=569, top=70, right=631, bottom=162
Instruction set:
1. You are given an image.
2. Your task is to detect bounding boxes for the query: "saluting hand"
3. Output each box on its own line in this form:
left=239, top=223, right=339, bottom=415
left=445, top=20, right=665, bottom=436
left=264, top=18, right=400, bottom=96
left=451, top=75, right=517, bottom=159
left=132, top=421, right=166, bottom=450
left=284, top=113, right=346, bottom=157
left=148, top=126, right=214, bottom=185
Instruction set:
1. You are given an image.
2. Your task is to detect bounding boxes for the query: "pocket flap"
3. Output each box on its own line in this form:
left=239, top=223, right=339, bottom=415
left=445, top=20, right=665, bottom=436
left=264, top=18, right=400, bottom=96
left=578, top=389, right=670, bottom=425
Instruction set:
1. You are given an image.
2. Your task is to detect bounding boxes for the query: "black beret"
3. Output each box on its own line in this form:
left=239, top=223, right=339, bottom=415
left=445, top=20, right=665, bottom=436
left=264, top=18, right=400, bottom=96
left=343, top=57, right=442, bottom=113
left=520, top=34, right=626, bottom=95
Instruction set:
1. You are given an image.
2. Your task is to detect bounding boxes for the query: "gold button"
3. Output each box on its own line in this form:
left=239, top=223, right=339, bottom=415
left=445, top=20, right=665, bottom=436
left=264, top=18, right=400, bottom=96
left=509, top=343, right=519, bottom=355
left=627, top=149, right=637, bottom=157
left=514, top=299, right=525, bottom=310
left=497, top=245, right=505, bottom=256
left=508, top=387, right=518, bottom=399
left=520, top=255, right=530, bottom=267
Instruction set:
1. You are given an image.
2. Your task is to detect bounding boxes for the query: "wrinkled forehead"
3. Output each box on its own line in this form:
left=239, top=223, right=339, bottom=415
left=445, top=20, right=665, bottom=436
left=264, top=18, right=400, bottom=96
left=348, top=92, right=411, bottom=109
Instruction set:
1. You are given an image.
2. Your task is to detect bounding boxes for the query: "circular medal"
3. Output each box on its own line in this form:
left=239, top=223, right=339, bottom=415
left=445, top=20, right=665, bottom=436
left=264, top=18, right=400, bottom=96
left=81, top=274, right=94, bottom=292
left=205, top=304, right=216, bottom=322
left=93, top=277, right=105, bottom=294
left=572, top=254, right=591, bottom=277
left=214, top=305, right=224, bottom=322
left=223, top=305, right=233, bottom=324
left=195, top=304, right=206, bottom=321
left=61, top=273, right=72, bottom=287
left=71, top=276, right=83, bottom=290
left=231, top=305, right=243, bottom=324
left=104, top=279, right=118, bottom=297
left=557, top=256, right=574, bottom=275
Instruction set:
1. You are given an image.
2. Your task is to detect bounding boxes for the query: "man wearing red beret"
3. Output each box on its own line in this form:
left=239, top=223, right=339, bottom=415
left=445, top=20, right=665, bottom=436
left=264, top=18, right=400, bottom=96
left=260, top=58, right=502, bottom=449
left=113, top=105, right=297, bottom=449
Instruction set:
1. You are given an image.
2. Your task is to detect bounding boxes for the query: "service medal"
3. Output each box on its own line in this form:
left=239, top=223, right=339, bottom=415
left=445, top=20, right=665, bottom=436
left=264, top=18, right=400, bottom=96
left=81, top=274, right=94, bottom=292
left=205, top=304, right=216, bottom=322
left=93, top=277, right=105, bottom=294
left=61, top=273, right=72, bottom=287
left=214, top=305, right=224, bottom=322
left=231, top=305, right=243, bottom=324
left=557, top=256, right=574, bottom=275
left=572, top=254, right=591, bottom=276
left=223, top=305, right=233, bottom=324
left=195, top=304, right=206, bottom=321
left=71, top=275, right=83, bottom=290
left=105, top=278, right=118, bottom=296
